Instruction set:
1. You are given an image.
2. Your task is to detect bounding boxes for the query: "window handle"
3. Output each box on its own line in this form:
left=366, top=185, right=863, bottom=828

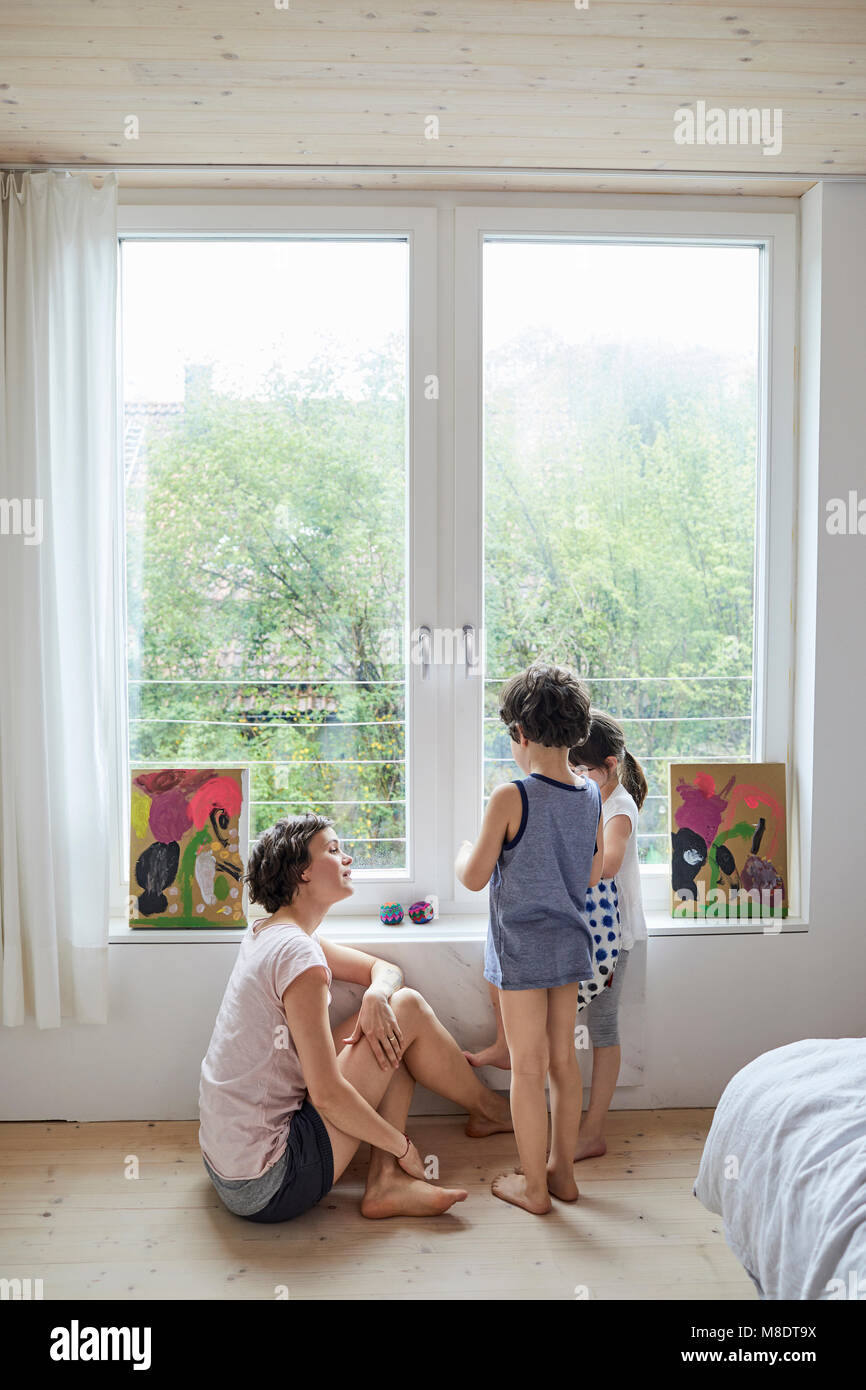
left=462, top=623, right=477, bottom=678
left=416, top=624, right=432, bottom=680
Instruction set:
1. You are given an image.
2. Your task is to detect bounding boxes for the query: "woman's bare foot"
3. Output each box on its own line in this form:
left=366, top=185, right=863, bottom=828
left=361, top=1167, right=468, bottom=1219
left=463, top=1042, right=511, bottom=1070
left=465, top=1091, right=513, bottom=1138
left=574, top=1134, right=607, bottom=1162
left=546, top=1163, right=579, bottom=1202
left=491, top=1170, right=551, bottom=1214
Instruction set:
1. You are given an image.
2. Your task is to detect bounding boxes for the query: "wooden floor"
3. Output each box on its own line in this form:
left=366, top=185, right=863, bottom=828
left=0, top=1109, right=754, bottom=1301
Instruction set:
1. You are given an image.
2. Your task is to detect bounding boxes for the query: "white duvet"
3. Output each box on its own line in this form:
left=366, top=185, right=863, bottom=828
left=694, top=1037, right=866, bottom=1300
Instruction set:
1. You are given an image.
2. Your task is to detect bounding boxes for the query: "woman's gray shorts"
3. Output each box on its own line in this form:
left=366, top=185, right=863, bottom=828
left=203, top=1097, right=333, bottom=1222
left=585, top=948, right=629, bottom=1048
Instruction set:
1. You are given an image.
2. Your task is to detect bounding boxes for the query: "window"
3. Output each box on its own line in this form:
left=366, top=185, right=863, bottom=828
left=454, top=206, right=796, bottom=914
left=481, top=240, right=761, bottom=866
left=122, top=235, right=413, bottom=874
left=114, top=200, right=796, bottom=921
left=116, top=207, right=438, bottom=913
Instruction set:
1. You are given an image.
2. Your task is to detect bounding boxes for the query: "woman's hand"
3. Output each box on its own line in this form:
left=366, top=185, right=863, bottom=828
left=397, top=1137, right=427, bottom=1180
left=342, top=989, right=404, bottom=1070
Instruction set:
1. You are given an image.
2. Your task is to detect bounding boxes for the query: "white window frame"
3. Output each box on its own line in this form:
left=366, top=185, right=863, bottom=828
left=109, top=196, right=798, bottom=928
left=451, top=205, right=798, bottom=915
left=112, top=204, right=439, bottom=915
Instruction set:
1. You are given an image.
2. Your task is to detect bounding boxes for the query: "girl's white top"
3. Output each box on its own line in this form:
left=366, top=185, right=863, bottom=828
left=603, top=782, right=646, bottom=949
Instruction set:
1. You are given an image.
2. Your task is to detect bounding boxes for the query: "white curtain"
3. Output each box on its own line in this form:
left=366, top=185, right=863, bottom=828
left=0, top=170, right=119, bottom=1026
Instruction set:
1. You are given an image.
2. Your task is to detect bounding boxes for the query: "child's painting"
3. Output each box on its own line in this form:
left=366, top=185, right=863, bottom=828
left=130, top=768, right=249, bottom=927
left=669, top=763, right=787, bottom=919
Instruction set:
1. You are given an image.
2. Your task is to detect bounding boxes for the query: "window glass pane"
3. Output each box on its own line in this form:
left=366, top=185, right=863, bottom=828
left=482, top=241, right=760, bottom=864
left=122, top=239, right=408, bottom=871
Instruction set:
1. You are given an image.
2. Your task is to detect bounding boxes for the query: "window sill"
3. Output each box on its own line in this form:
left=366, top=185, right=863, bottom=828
left=109, top=915, right=486, bottom=944
left=107, top=909, right=807, bottom=945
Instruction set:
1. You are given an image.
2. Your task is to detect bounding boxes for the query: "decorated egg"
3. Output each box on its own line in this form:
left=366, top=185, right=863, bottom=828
left=379, top=902, right=404, bottom=925
left=408, top=900, right=434, bottom=924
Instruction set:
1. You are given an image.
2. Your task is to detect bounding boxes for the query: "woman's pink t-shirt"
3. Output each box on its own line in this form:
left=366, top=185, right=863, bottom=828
left=198, top=919, right=332, bottom=1181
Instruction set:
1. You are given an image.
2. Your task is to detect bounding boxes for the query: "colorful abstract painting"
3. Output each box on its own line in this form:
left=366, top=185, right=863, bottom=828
left=669, top=763, right=787, bottom=919
left=129, top=768, right=249, bottom=927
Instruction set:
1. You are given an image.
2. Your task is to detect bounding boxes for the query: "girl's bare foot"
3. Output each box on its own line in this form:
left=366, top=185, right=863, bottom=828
left=465, top=1092, right=513, bottom=1138
left=546, top=1164, right=579, bottom=1202
left=491, top=1170, right=551, bottom=1214
left=463, top=1043, right=512, bottom=1070
left=361, top=1168, right=468, bottom=1219
left=574, top=1135, right=607, bottom=1162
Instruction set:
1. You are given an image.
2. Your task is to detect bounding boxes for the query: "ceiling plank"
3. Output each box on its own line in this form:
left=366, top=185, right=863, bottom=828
left=1, top=1, right=863, bottom=176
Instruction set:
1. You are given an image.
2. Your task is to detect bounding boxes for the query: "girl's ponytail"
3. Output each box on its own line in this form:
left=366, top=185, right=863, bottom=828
left=570, top=709, right=648, bottom=812
left=621, top=749, right=648, bottom=812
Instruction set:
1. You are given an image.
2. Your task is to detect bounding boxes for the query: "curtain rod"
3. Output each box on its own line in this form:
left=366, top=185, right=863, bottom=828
left=1, top=162, right=860, bottom=182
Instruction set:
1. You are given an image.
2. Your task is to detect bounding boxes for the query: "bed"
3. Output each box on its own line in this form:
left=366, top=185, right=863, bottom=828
left=694, top=1037, right=866, bottom=1300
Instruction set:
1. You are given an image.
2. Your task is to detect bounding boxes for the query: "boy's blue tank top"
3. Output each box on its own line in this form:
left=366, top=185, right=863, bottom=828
left=484, top=771, right=602, bottom=991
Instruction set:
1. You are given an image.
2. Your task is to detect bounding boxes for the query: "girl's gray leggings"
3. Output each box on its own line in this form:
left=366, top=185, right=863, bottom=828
left=586, top=947, right=629, bottom=1048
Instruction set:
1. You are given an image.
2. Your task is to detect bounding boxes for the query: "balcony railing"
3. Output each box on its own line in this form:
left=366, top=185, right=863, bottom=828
left=129, top=673, right=751, bottom=863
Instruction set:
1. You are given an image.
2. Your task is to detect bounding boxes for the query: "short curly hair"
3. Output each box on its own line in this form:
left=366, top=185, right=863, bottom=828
left=244, top=813, right=333, bottom=912
left=499, top=662, right=591, bottom=749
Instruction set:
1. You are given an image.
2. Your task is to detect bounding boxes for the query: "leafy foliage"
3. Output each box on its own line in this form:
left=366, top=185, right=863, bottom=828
left=128, top=333, right=756, bottom=868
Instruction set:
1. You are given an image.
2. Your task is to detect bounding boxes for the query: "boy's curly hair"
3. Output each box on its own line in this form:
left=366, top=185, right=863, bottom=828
left=244, top=813, right=333, bottom=912
left=499, top=662, right=591, bottom=749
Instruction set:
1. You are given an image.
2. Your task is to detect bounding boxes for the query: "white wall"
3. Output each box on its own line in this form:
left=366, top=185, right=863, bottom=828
left=1, top=183, right=864, bottom=1121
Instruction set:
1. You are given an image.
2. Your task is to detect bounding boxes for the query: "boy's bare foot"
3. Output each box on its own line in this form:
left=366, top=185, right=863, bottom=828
left=465, top=1092, right=513, bottom=1138
left=514, top=1160, right=580, bottom=1202
left=491, top=1170, right=551, bottom=1214
left=546, top=1164, right=579, bottom=1202
left=463, top=1043, right=512, bottom=1070
left=574, top=1135, right=607, bottom=1162
left=361, top=1168, right=468, bottom=1219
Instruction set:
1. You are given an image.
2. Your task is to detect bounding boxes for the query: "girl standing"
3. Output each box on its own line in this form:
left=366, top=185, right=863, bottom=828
left=569, top=711, right=647, bottom=1159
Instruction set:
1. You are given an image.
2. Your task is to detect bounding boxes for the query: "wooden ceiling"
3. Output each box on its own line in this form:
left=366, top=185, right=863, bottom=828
left=1, top=0, right=865, bottom=189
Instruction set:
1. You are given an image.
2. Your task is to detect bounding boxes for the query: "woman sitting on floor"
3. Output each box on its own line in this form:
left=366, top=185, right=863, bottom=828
left=199, top=813, right=512, bottom=1222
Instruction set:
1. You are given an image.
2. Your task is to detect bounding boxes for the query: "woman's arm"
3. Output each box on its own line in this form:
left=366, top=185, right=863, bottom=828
left=319, top=939, right=403, bottom=997
left=283, top=968, right=409, bottom=1157
left=318, top=939, right=400, bottom=995
left=318, top=939, right=405, bottom=1069
left=455, top=782, right=521, bottom=891
left=600, top=813, right=632, bottom=879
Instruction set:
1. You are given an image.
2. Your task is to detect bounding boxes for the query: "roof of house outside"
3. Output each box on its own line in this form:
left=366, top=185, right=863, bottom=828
left=124, top=402, right=184, bottom=488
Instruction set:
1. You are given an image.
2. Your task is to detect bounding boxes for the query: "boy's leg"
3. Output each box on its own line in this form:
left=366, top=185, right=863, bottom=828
left=546, top=981, right=583, bottom=1200
left=492, top=987, right=551, bottom=1214
left=464, top=981, right=511, bottom=1070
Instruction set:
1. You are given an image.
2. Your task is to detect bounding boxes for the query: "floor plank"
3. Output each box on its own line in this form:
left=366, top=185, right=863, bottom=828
left=0, top=1110, right=755, bottom=1301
